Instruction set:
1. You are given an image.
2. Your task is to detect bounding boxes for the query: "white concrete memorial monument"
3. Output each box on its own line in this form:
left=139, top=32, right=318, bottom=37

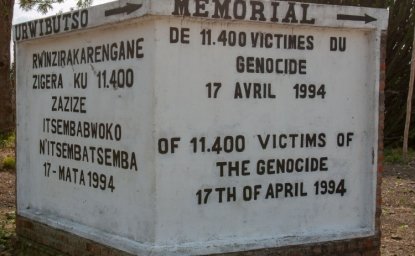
left=15, top=0, right=388, bottom=255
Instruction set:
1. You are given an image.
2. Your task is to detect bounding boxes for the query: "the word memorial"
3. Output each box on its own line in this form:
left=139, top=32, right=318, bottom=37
left=15, top=0, right=388, bottom=255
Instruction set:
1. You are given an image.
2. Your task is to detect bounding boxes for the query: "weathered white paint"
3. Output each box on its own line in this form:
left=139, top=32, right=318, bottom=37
left=15, top=1, right=388, bottom=255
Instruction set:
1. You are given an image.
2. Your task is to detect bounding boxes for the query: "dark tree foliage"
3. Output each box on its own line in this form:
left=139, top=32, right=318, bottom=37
left=19, top=0, right=93, bottom=14
left=384, top=0, right=415, bottom=147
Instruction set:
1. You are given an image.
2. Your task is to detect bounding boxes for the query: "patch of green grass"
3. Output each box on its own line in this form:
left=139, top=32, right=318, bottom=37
left=5, top=212, right=15, bottom=221
left=0, top=219, right=13, bottom=250
left=0, top=227, right=8, bottom=247
left=384, top=148, right=415, bottom=164
left=0, top=212, right=15, bottom=250
left=2, top=156, right=16, bottom=170
left=0, top=132, right=15, bottom=149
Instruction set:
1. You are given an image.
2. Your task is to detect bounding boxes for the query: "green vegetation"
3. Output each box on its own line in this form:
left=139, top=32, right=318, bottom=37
left=384, top=148, right=415, bottom=164
left=0, top=212, right=15, bottom=251
left=0, top=132, right=15, bottom=171
left=0, top=226, right=10, bottom=249
left=0, top=132, right=14, bottom=149
left=2, top=156, right=15, bottom=170
left=19, top=0, right=93, bottom=14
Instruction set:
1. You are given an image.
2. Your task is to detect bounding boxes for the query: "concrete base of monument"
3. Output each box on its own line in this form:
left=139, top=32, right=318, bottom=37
left=17, top=211, right=380, bottom=256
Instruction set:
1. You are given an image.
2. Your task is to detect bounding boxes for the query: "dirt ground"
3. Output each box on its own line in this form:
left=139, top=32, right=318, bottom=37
left=0, top=152, right=414, bottom=255
left=381, top=163, right=415, bottom=256
left=0, top=148, right=16, bottom=256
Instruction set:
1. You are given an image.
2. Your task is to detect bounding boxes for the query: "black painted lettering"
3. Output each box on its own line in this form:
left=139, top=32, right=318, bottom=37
left=170, top=27, right=190, bottom=44
left=236, top=56, right=307, bottom=74
left=250, top=1, right=266, bottom=21
left=233, top=0, right=246, bottom=19
left=307, top=36, right=314, bottom=50
left=170, top=27, right=179, bottom=43
left=51, top=96, right=57, bottom=111
left=194, top=0, right=209, bottom=17
left=80, top=10, right=88, bottom=28
left=256, top=157, right=329, bottom=175
left=22, top=24, right=29, bottom=40
left=52, top=16, right=60, bottom=33
left=300, top=4, right=315, bottom=24
left=212, top=0, right=231, bottom=19
left=265, top=182, right=307, bottom=199
left=51, top=96, right=86, bottom=113
left=330, top=37, right=346, bottom=52
left=28, top=20, right=38, bottom=37
left=74, top=72, right=87, bottom=89
left=282, top=2, right=298, bottom=23
left=72, top=11, right=79, bottom=29
left=63, top=13, right=71, bottom=31
left=234, top=82, right=275, bottom=99
left=158, top=137, right=181, bottom=154
left=172, top=0, right=191, bottom=16
left=216, top=160, right=250, bottom=177
left=236, top=56, right=244, bottom=73
left=270, top=1, right=279, bottom=22
left=39, top=19, right=44, bottom=36
left=45, top=18, right=52, bottom=35
left=15, top=25, right=21, bottom=41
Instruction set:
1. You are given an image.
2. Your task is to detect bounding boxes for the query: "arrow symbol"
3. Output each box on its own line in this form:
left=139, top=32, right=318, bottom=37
left=105, top=3, right=142, bottom=16
left=337, top=14, right=377, bottom=24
